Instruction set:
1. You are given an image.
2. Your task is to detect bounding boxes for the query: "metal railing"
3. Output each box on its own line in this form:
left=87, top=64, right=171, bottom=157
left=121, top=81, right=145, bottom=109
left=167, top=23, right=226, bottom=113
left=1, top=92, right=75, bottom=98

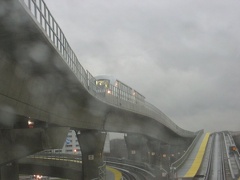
left=26, top=152, right=106, bottom=179
left=223, top=132, right=240, bottom=179
left=105, top=157, right=156, bottom=178
left=98, top=162, right=106, bottom=180
left=19, top=0, right=196, bottom=138
left=28, top=151, right=82, bottom=163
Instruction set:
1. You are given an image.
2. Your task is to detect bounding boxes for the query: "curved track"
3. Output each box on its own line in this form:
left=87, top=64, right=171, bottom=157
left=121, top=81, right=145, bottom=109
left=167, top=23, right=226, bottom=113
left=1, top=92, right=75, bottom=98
left=204, top=132, right=240, bottom=180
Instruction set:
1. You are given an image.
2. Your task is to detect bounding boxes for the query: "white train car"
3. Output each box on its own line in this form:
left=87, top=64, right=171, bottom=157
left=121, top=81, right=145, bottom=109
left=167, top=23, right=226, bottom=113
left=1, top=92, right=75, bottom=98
left=94, top=75, right=145, bottom=104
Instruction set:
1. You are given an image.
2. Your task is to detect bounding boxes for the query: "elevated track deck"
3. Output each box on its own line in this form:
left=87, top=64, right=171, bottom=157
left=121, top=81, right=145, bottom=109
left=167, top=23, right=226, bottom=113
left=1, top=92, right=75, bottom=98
left=175, top=132, right=210, bottom=179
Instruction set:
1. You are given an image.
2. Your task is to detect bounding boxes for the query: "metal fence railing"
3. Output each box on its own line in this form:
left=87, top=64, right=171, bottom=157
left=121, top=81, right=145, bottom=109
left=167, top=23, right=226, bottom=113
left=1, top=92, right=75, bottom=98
left=23, top=152, right=107, bottom=179
left=19, top=0, right=196, bottom=138
left=98, top=162, right=106, bottom=180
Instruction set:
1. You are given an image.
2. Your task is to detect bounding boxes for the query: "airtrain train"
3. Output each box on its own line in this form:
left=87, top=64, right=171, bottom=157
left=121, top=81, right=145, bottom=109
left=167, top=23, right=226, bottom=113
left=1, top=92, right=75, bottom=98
left=94, top=75, right=145, bottom=105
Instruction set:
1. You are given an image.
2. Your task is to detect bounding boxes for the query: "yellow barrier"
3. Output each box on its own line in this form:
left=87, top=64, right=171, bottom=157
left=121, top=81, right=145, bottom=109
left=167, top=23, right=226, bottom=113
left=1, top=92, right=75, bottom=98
left=107, top=166, right=122, bottom=180
left=184, top=133, right=210, bottom=178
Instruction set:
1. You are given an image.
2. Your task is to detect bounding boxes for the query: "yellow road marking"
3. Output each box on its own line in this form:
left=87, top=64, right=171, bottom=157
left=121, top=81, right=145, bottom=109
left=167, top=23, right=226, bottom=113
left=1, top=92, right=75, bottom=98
left=107, top=166, right=122, bottom=180
left=184, top=132, right=210, bottom=178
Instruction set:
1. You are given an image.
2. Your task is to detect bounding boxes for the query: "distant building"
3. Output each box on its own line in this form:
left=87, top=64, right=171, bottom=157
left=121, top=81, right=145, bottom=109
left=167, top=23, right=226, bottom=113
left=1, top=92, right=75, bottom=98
left=46, top=130, right=110, bottom=155
left=62, top=130, right=80, bottom=154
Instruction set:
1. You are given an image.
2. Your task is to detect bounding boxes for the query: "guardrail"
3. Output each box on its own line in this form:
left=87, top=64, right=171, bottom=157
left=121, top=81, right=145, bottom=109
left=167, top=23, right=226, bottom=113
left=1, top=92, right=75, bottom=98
left=223, top=132, right=240, bottom=179
left=170, top=129, right=204, bottom=173
left=105, top=158, right=156, bottom=179
left=27, top=152, right=82, bottom=163
left=28, top=152, right=148, bottom=169
left=25, top=152, right=157, bottom=179
left=98, top=162, right=106, bottom=180
left=19, top=0, right=196, bottom=138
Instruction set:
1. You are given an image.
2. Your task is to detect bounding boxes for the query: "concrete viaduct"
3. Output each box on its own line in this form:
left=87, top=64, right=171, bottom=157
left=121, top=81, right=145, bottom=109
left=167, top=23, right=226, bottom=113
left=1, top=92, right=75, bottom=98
left=0, top=0, right=204, bottom=179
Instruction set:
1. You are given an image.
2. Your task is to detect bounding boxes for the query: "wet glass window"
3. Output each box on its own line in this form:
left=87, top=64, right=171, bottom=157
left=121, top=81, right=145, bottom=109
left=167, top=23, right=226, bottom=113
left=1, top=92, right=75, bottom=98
left=96, top=79, right=110, bottom=88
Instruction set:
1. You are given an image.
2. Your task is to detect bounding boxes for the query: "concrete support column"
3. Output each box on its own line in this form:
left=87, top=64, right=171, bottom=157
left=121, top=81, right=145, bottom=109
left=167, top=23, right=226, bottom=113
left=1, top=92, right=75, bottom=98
left=160, top=144, right=172, bottom=171
left=75, top=129, right=106, bottom=180
left=0, top=162, right=18, bottom=180
left=160, top=144, right=184, bottom=172
left=147, top=140, right=161, bottom=166
left=124, top=133, right=148, bottom=162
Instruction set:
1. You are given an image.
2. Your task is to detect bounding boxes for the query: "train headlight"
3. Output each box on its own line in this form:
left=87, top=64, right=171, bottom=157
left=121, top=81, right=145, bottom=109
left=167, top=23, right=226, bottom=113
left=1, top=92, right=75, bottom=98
left=28, top=119, right=34, bottom=128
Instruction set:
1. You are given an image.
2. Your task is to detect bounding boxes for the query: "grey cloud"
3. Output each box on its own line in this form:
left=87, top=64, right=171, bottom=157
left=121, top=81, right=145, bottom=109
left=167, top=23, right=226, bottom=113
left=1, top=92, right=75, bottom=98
left=45, top=0, right=240, bottom=132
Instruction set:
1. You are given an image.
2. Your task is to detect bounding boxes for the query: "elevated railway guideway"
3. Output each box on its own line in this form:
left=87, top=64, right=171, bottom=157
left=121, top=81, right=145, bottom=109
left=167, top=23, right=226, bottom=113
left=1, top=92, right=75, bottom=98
left=222, top=132, right=240, bottom=179
left=202, top=132, right=240, bottom=180
left=0, top=0, right=200, bottom=179
left=171, top=132, right=210, bottom=179
left=0, top=0, right=197, bottom=141
left=0, top=0, right=197, bottom=151
left=196, top=131, right=240, bottom=180
left=172, top=131, right=240, bottom=180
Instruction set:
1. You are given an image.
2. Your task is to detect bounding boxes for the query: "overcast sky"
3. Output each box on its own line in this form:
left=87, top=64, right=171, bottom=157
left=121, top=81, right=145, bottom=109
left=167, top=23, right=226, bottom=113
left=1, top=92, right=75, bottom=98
left=45, top=0, right=240, bottom=133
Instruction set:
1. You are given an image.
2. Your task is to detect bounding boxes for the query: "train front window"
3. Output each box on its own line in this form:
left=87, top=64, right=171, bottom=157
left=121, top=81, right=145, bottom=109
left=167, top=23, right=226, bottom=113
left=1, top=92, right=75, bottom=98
left=96, top=79, right=110, bottom=88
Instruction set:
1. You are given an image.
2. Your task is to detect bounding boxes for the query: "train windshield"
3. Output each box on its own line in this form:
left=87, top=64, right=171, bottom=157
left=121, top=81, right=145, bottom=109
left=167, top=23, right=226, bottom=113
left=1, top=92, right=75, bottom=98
left=96, top=79, right=110, bottom=88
